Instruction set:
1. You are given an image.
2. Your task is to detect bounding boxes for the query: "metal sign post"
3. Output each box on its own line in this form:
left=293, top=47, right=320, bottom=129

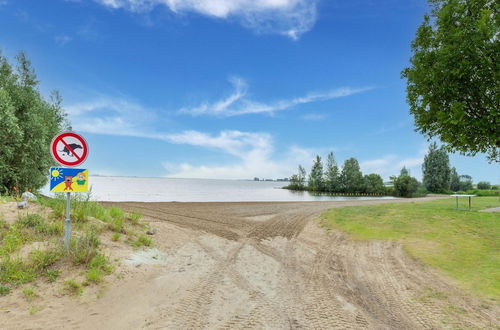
left=50, top=132, right=89, bottom=251
left=65, top=192, right=71, bottom=250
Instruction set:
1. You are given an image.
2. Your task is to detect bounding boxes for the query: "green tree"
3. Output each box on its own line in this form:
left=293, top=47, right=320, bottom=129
left=288, top=165, right=307, bottom=190
left=402, top=0, right=500, bottom=162
left=394, top=174, right=419, bottom=197
left=308, top=155, right=324, bottom=191
left=459, top=174, right=473, bottom=191
left=400, top=166, right=409, bottom=177
left=477, top=181, right=491, bottom=190
left=324, top=152, right=339, bottom=192
left=449, top=167, right=460, bottom=191
left=340, top=158, right=364, bottom=193
left=363, top=173, right=385, bottom=194
left=422, top=142, right=451, bottom=192
left=0, top=51, right=67, bottom=193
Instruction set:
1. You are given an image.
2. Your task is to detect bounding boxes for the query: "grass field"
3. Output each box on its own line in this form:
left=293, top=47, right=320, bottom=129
left=320, top=197, right=500, bottom=300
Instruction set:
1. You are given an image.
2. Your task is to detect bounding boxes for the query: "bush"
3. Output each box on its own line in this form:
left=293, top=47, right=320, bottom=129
left=477, top=181, right=491, bottom=190
left=465, top=189, right=500, bottom=197
left=394, top=175, right=419, bottom=197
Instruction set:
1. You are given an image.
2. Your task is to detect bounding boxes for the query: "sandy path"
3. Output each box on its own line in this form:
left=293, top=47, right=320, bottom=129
left=2, top=197, right=498, bottom=329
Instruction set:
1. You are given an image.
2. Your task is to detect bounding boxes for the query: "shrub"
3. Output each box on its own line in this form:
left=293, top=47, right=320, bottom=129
left=394, top=175, right=419, bottom=197
left=477, top=181, right=491, bottom=190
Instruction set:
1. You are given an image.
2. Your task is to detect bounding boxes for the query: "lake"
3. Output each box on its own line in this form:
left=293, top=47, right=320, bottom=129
left=43, top=176, right=396, bottom=202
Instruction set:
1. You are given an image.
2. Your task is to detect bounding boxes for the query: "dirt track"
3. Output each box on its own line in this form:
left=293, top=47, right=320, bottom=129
left=2, top=197, right=498, bottom=329
left=101, top=197, right=498, bottom=329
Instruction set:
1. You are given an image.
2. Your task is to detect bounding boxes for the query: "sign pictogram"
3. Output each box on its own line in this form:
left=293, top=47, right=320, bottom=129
left=49, top=167, right=88, bottom=193
left=50, top=132, right=88, bottom=167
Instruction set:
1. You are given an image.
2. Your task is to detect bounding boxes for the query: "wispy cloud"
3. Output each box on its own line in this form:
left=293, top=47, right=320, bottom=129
left=179, top=77, right=372, bottom=117
left=360, top=147, right=427, bottom=180
left=302, top=113, right=327, bottom=121
left=162, top=130, right=316, bottom=179
left=54, top=35, right=73, bottom=46
left=93, top=0, right=319, bottom=39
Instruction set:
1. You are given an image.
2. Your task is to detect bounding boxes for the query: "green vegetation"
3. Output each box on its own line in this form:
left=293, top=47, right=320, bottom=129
left=64, top=280, right=83, bottom=296
left=0, top=51, right=68, bottom=194
left=321, top=197, right=500, bottom=299
left=0, top=195, right=148, bottom=297
left=402, top=0, right=499, bottom=162
left=22, top=287, right=39, bottom=301
left=422, top=142, right=451, bottom=193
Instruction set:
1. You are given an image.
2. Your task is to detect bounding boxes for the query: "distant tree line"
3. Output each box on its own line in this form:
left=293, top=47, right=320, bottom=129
left=286, top=142, right=497, bottom=197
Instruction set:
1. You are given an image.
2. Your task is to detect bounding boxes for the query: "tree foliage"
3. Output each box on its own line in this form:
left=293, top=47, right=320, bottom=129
left=363, top=173, right=385, bottom=194
left=0, top=51, right=67, bottom=193
left=308, top=156, right=324, bottom=191
left=422, top=142, right=451, bottom=192
left=476, top=181, right=491, bottom=189
left=340, top=158, right=364, bottom=193
left=288, top=165, right=306, bottom=190
left=402, top=0, right=500, bottom=162
left=324, top=152, right=339, bottom=192
left=459, top=174, right=473, bottom=191
left=394, top=174, right=419, bottom=197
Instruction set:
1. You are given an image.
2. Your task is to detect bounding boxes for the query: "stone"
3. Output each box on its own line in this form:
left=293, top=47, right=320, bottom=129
left=21, top=192, right=37, bottom=201
left=17, top=201, right=28, bottom=209
left=146, top=228, right=157, bottom=235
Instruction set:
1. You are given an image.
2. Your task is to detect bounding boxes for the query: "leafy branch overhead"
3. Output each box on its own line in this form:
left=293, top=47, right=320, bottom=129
left=402, top=0, right=499, bottom=162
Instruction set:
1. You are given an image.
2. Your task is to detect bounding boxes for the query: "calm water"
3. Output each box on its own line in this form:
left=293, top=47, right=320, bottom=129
left=44, top=176, right=396, bottom=202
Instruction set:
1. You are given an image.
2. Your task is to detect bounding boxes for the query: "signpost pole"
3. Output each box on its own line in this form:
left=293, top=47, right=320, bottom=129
left=65, top=192, right=71, bottom=250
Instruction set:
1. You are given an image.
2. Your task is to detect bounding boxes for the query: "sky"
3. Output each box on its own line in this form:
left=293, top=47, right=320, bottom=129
left=0, top=0, right=498, bottom=183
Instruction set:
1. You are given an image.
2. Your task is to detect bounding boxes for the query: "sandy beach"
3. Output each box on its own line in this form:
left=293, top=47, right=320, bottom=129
left=1, top=197, right=498, bottom=329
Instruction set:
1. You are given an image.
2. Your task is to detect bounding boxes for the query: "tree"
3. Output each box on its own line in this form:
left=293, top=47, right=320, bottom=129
left=340, top=158, right=364, bottom=193
left=324, top=152, right=339, bottom=192
left=308, top=156, right=324, bottom=191
left=449, top=167, right=460, bottom=191
left=422, top=142, right=451, bottom=192
left=0, top=51, right=67, bottom=193
left=400, top=166, right=409, bottom=177
left=363, top=173, right=385, bottom=194
left=402, top=0, right=500, bottom=162
left=459, top=175, right=473, bottom=191
left=288, top=165, right=307, bottom=190
left=477, top=181, right=491, bottom=190
left=394, top=174, right=419, bottom=197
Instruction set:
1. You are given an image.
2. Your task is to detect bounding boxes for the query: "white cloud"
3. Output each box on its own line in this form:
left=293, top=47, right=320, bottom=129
left=179, top=77, right=371, bottom=117
left=54, top=35, right=73, bottom=46
left=93, top=0, right=318, bottom=39
left=162, top=130, right=316, bottom=179
left=360, top=147, right=427, bottom=181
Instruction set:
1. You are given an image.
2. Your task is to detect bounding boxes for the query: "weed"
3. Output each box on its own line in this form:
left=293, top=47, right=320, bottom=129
left=0, top=285, right=11, bottom=296
left=64, top=280, right=83, bottom=296
left=108, top=207, right=124, bottom=220
left=111, top=232, right=120, bottom=242
left=129, top=212, right=141, bottom=225
left=133, top=235, right=152, bottom=248
left=67, top=229, right=100, bottom=265
left=45, top=269, right=60, bottom=282
left=29, top=306, right=40, bottom=315
left=86, top=268, right=104, bottom=284
left=22, top=287, right=38, bottom=301
left=0, top=257, right=36, bottom=285
left=17, top=214, right=45, bottom=228
left=29, top=249, right=61, bottom=271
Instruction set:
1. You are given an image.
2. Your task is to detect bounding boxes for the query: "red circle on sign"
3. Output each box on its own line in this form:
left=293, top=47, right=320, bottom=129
left=50, top=132, right=89, bottom=167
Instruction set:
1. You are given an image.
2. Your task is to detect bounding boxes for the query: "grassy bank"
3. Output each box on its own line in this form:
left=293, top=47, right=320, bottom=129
left=0, top=194, right=152, bottom=299
left=320, top=197, right=500, bottom=300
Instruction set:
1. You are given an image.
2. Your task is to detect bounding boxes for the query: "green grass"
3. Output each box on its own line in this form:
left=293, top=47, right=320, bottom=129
left=133, top=234, right=152, bottom=248
left=64, top=280, right=83, bottom=296
left=320, top=196, right=500, bottom=300
left=22, top=287, right=39, bottom=301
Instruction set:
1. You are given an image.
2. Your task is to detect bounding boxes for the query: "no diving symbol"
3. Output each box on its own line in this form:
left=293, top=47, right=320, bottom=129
left=50, top=132, right=88, bottom=167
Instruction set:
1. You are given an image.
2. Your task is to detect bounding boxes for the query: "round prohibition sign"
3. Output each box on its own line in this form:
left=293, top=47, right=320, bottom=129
left=50, top=132, right=88, bottom=167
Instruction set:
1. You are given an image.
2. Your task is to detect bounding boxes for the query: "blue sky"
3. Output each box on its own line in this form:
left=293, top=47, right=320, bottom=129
left=1, top=0, right=498, bottom=183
